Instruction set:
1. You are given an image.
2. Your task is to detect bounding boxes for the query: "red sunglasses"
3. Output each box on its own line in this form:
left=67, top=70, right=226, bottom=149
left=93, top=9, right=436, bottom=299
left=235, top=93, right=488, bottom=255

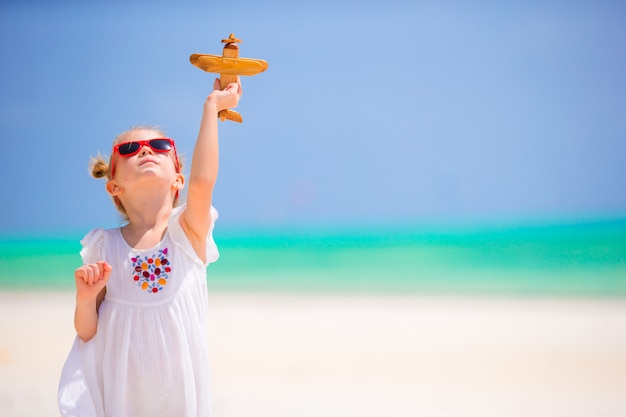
left=110, top=138, right=180, bottom=176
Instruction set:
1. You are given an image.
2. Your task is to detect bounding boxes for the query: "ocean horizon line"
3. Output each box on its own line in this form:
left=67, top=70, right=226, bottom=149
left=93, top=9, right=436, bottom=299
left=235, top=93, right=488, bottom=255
left=2, top=218, right=625, bottom=296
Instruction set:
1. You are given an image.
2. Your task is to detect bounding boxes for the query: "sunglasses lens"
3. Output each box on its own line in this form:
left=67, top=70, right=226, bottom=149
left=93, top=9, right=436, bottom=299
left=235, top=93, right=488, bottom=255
left=149, top=139, right=173, bottom=151
left=117, top=142, right=141, bottom=155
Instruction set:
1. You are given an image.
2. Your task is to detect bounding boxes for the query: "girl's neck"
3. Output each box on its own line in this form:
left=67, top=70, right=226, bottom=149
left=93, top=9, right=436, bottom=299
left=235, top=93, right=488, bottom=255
left=121, top=198, right=174, bottom=250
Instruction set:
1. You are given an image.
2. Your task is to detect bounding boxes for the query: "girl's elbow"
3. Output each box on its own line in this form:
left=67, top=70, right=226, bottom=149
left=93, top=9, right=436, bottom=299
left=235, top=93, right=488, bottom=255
left=77, top=330, right=96, bottom=343
left=74, top=319, right=97, bottom=342
left=188, top=180, right=215, bottom=198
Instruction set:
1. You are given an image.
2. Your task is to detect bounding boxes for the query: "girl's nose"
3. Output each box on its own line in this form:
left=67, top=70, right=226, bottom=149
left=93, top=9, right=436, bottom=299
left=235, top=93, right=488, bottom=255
left=139, top=145, right=154, bottom=156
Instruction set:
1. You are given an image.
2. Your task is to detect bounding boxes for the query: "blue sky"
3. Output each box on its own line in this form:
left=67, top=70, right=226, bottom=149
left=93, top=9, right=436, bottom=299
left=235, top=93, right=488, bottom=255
left=1, top=1, right=625, bottom=235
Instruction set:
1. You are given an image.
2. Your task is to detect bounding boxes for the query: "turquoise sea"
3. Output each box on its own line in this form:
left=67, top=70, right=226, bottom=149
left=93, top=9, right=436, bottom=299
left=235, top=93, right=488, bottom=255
left=1, top=219, right=625, bottom=297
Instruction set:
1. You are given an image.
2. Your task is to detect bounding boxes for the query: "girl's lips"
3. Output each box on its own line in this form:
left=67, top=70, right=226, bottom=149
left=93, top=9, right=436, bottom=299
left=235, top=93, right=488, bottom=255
left=139, top=158, right=158, bottom=166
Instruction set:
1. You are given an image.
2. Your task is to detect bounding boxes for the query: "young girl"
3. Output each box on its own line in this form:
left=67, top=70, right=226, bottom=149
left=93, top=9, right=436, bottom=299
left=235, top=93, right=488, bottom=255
left=58, top=77, right=242, bottom=417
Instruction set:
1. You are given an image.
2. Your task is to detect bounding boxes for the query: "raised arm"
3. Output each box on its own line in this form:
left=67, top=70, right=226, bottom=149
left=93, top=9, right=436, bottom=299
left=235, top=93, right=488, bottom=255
left=180, top=77, right=242, bottom=262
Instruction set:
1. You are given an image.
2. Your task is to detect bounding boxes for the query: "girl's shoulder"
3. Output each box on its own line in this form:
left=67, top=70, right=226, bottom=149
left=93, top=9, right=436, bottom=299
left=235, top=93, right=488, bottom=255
left=79, top=227, right=121, bottom=264
left=80, top=227, right=120, bottom=246
left=167, top=203, right=220, bottom=266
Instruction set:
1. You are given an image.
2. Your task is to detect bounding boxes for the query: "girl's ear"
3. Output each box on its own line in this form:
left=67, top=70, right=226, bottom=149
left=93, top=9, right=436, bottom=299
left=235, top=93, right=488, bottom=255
left=106, top=180, right=121, bottom=196
left=174, top=173, right=185, bottom=191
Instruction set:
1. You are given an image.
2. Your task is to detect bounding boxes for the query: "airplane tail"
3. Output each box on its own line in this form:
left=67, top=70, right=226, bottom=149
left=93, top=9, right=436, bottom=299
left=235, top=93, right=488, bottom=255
left=218, top=109, right=243, bottom=123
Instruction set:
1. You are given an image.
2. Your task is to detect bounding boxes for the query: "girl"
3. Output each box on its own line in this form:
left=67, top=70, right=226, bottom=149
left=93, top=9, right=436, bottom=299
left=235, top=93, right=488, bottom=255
left=58, top=77, right=242, bottom=417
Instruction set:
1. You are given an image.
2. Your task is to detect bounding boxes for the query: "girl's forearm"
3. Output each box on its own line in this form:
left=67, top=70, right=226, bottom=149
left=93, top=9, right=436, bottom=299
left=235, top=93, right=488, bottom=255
left=74, top=298, right=99, bottom=342
left=189, top=99, right=220, bottom=190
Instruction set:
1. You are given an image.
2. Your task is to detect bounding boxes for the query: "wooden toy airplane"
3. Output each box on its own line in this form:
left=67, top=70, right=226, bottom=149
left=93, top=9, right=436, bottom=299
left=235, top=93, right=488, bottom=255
left=190, top=33, right=268, bottom=122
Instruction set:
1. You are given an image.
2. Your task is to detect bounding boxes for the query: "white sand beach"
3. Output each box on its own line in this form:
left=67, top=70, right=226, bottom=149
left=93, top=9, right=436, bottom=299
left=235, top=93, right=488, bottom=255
left=1, top=291, right=625, bottom=417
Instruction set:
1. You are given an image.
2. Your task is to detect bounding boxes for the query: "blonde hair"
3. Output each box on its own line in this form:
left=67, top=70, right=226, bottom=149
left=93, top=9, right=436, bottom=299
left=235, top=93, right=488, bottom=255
left=89, top=125, right=184, bottom=219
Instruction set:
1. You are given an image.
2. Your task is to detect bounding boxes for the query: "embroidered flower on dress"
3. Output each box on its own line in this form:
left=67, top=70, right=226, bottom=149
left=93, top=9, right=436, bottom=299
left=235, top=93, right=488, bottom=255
left=130, top=248, right=171, bottom=293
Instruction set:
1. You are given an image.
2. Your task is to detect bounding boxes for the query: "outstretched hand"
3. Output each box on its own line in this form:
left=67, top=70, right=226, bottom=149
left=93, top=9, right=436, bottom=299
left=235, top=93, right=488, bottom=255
left=209, top=76, right=243, bottom=112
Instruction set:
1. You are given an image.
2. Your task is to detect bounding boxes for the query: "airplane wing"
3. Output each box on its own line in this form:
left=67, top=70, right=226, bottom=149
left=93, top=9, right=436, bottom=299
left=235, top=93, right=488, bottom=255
left=189, top=54, right=269, bottom=76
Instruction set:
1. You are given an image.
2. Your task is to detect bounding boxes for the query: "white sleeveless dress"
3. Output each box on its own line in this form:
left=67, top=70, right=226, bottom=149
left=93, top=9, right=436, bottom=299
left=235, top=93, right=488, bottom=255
left=58, top=204, right=219, bottom=417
